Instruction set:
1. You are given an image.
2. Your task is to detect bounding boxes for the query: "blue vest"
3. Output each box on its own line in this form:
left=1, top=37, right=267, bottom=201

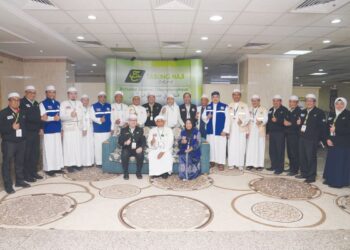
left=42, top=98, right=61, bottom=134
left=92, top=102, right=111, bottom=133
left=205, top=102, right=227, bottom=136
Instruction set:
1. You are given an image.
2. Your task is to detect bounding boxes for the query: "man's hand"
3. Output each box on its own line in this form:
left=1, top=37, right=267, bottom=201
left=100, top=116, right=105, bottom=123
left=82, top=130, right=87, bottom=136
left=256, top=120, right=263, bottom=126
left=330, top=125, right=335, bottom=134
left=207, top=113, right=212, bottom=120
left=157, top=152, right=165, bottom=159
left=125, top=138, right=131, bottom=145
left=71, top=110, right=77, bottom=118
left=151, top=134, right=156, bottom=146
left=196, top=112, right=200, bottom=119
left=221, top=132, right=227, bottom=137
left=136, top=147, right=143, bottom=154
left=237, top=119, right=242, bottom=125
left=12, top=122, right=20, bottom=130
left=297, top=118, right=301, bottom=125
left=327, top=139, right=334, bottom=147
left=161, top=108, right=166, bottom=114
left=39, top=129, right=44, bottom=136
left=115, top=119, right=121, bottom=125
left=271, top=117, right=277, bottom=123
left=283, top=119, right=291, bottom=126
left=185, top=147, right=192, bottom=153
left=147, top=112, right=150, bottom=117
left=41, top=114, right=48, bottom=121
left=54, top=114, right=60, bottom=121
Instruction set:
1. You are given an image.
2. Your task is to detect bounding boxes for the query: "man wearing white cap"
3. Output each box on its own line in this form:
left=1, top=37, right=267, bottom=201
left=197, top=94, right=209, bottom=139
left=40, top=85, right=64, bottom=176
left=284, top=95, right=302, bottom=176
left=161, top=94, right=184, bottom=128
left=147, top=115, right=174, bottom=178
left=111, top=91, right=129, bottom=134
left=246, top=95, right=268, bottom=171
left=296, top=94, right=326, bottom=183
left=267, top=95, right=288, bottom=174
left=223, top=89, right=250, bottom=170
left=90, top=91, right=112, bottom=167
left=60, top=87, right=84, bottom=172
left=142, top=94, right=162, bottom=127
left=20, top=85, right=43, bottom=181
left=128, top=95, right=147, bottom=127
left=81, top=95, right=94, bottom=167
left=0, top=92, right=30, bottom=193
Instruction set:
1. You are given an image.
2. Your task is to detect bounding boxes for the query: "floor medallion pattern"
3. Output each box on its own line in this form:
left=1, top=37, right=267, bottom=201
left=336, top=195, right=350, bottom=214
left=249, top=177, right=321, bottom=200
left=64, top=167, right=118, bottom=182
left=0, top=194, right=76, bottom=226
left=251, top=201, right=303, bottom=223
left=210, top=166, right=244, bottom=176
left=150, top=175, right=213, bottom=191
left=119, top=195, right=212, bottom=229
left=100, top=184, right=141, bottom=199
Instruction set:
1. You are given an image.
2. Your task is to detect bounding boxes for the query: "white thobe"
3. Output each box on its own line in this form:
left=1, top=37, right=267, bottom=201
left=161, top=104, right=184, bottom=128
left=81, top=106, right=95, bottom=166
left=147, top=127, right=174, bottom=176
left=39, top=102, right=64, bottom=171
left=111, top=102, right=129, bottom=132
left=223, top=101, right=250, bottom=168
left=202, top=103, right=227, bottom=165
left=128, top=105, right=147, bottom=127
left=246, top=106, right=268, bottom=168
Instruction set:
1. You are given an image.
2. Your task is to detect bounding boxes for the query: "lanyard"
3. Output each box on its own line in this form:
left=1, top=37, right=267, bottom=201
left=12, top=111, right=19, bottom=123
left=116, top=103, right=123, bottom=111
left=157, top=127, right=165, bottom=138
left=252, top=108, right=258, bottom=119
left=128, top=128, right=135, bottom=141
left=304, top=109, right=312, bottom=125
left=233, top=104, right=239, bottom=116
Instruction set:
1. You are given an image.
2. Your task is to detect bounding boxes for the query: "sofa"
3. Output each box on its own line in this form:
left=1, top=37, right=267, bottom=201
left=102, top=127, right=210, bottom=174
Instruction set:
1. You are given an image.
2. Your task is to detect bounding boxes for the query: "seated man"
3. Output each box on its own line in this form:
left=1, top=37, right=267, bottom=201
left=147, top=115, right=174, bottom=179
left=118, top=114, right=146, bottom=180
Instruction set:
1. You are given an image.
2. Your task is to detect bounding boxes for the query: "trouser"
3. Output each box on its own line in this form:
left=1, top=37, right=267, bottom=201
left=1, top=140, right=26, bottom=189
left=121, top=148, right=144, bottom=174
left=24, top=131, right=40, bottom=178
left=299, top=137, right=318, bottom=181
left=269, top=131, right=285, bottom=173
left=286, top=133, right=299, bottom=173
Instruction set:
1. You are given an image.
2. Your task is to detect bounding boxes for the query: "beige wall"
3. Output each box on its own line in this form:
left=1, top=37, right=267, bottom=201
left=74, top=82, right=105, bottom=103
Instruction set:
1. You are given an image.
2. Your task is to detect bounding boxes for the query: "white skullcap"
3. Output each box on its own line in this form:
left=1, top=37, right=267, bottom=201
left=147, top=93, right=155, bottom=97
left=154, top=115, right=165, bottom=121
left=232, top=89, right=241, bottom=94
left=251, top=95, right=260, bottom=100
left=114, top=91, right=123, bottom=96
left=273, top=94, right=282, bottom=100
left=46, top=85, right=56, bottom=91
left=305, top=93, right=316, bottom=100
left=132, top=94, right=140, bottom=98
left=201, top=94, right=209, bottom=99
left=128, top=114, right=138, bottom=120
left=167, top=94, right=174, bottom=99
left=25, top=85, right=36, bottom=91
left=81, top=94, right=89, bottom=99
left=8, top=92, right=20, bottom=99
left=289, top=95, right=299, bottom=101
left=98, top=91, right=106, bottom=96
left=67, top=87, right=77, bottom=93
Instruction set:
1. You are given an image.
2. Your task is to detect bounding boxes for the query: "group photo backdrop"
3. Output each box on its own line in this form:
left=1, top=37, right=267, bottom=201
left=105, top=58, right=203, bottom=105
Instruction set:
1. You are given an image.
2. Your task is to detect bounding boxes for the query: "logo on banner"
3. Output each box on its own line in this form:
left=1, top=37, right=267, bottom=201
left=125, top=69, right=145, bottom=83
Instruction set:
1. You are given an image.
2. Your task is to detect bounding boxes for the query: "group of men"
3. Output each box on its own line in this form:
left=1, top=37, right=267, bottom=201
left=0, top=84, right=326, bottom=194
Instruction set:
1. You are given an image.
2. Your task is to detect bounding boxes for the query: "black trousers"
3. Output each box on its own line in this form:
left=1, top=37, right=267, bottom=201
left=269, top=131, right=285, bottom=173
left=24, top=131, right=40, bottom=178
left=121, top=148, right=144, bottom=174
left=299, top=137, right=318, bottom=181
left=1, top=140, right=25, bottom=188
left=286, top=133, right=299, bottom=173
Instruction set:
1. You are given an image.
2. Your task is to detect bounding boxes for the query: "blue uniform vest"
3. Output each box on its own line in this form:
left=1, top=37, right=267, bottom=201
left=205, top=102, right=227, bottom=136
left=42, top=98, right=61, bottom=134
left=92, top=102, right=111, bottom=133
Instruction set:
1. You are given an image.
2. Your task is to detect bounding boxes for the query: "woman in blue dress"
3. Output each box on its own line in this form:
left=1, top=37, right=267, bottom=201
left=178, top=119, right=201, bottom=180
left=323, top=97, right=350, bottom=188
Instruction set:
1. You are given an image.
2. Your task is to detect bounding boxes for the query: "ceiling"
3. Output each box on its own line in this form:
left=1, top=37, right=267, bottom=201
left=0, top=0, right=350, bottom=86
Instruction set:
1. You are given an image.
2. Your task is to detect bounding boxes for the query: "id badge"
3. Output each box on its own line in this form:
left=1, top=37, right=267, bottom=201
left=16, top=129, right=22, bottom=137
left=131, top=142, right=136, bottom=149
left=150, top=116, right=153, bottom=121
left=301, top=125, right=307, bottom=132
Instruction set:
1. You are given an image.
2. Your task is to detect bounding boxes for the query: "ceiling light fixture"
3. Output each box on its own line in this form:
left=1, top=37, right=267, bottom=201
left=88, top=15, right=96, bottom=20
left=331, top=18, right=341, bottom=24
left=220, top=75, right=238, bottom=79
left=322, top=81, right=326, bottom=83
left=39, top=50, right=43, bottom=53
left=323, top=39, right=331, bottom=44
left=318, top=69, right=324, bottom=72
left=227, top=44, right=232, bottom=48
left=284, top=50, right=312, bottom=55
left=90, top=70, right=94, bottom=73
left=195, top=50, right=202, bottom=53
left=204, top=66, right=208, bottom=70
left=92, top=63, right=97, bottom=67
left=309, top=72, right=327, bottom=76
left=209, top=15, right=223, bottom=22
left=201, top=36, right=208, bottom=41
left=77, top=36, right=85, bottom=40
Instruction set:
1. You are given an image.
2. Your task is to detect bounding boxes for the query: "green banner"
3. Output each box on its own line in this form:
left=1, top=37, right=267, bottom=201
left=105, top=58, right=203, bottom=105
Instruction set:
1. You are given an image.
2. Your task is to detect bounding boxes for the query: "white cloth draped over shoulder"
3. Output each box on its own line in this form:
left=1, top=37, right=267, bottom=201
left=161, top=104, right=184, bottom=128
left=81, top=105, right=94, bottom=166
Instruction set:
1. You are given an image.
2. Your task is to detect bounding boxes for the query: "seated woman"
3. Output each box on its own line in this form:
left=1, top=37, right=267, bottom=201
left=323, top=97, right=350, bottom=188
left=178, top=119, right=201, bottom=181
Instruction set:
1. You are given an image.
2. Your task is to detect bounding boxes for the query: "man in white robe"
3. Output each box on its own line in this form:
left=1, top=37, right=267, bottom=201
left=111, top=91, right=129, bottom=135
left=223, top=89, right=250, bottom=170
left=246, top=95, right=268, bottom=171
left=197, top=94, right=209, bottom=139
left=81, top=94, right=94, bottom=167
left=39, top=85, right=64, bottom=176
left=147, top=115, right=174, bottom=178
left=128, top=95, right=147, bottom=127
left=60, top=87, right=84, bottom=172
left=161, top=94, right=184, bottom=128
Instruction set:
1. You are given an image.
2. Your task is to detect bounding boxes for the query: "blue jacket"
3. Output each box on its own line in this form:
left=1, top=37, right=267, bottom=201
left=92, top=102, right=111, bottom=133
left=41, top=98, right=61, bottom=134
left=205, top=102, right=227, bottom=136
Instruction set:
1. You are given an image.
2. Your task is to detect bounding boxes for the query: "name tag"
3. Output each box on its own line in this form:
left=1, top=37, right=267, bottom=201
left=16, top=129, right=22, bottom=137
left=7, top=115, right=14, bottom=120
left=150, top=116, right=153, bottom=121
left=26, top=104, right=31, bottom=107
left=131, top=142, right=136, bottom=149
left=301, top=125, right=307, bottom=132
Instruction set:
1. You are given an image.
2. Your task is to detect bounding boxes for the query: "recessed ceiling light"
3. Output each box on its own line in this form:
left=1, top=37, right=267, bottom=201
left=220, top=75, right=238, bottom=79
left=71, top=64, right=75, bottom=67
left=300, top=84, right=303, bottom=87
left=295, top=76, right=299, bottom=79
left=204, top=66, right=208, bottom=70
left=266, top=63, right=270, bottom=67
left=88, top=15, right=96, bottom=20
left=92, top=63, right=97, bottom=67
left=284, top=50, right=312, bottom=55
left=209, top=15, right=223, bottom=22
left=195, top=50, right=202, bottom=53
left=310, top=72, right=327, bottom=76
left=201, top=36, right=208, bottom=41
left=77, top=36, right=85, bottom=40
left=322, top=80, right=326, bottom=83
left=318, top=68, right=324, bottom=72
left=90, top=70, right=94, bottom=73
left=227, top=44, right=232, bottom=48
left=331, top=18, right=341, bottom=24
left=323, top=39, right=331, bottom=44
left=39, top=50, right=43, bottom=53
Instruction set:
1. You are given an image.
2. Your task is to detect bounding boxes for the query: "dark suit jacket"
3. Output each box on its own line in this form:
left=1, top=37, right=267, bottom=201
left=285, top=106, right=302, bottom=134
left=118, top=126, right=146, bottom=150
left=267, top=105, right=288, bottom=133
left=299, top=107, right=326, bottom=144
left=142, top=102, right=162, bottom=127
left=179, top=103, right=197, bottom=126
left=20, top=97, right=41, bottom=132
left=327, top=110, right=350, bottom=148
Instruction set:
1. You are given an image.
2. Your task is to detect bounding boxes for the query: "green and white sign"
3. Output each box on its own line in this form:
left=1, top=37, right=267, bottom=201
left=105, top=58, right=203, bottom=105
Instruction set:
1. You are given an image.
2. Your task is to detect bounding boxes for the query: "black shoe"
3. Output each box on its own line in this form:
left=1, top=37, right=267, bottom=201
left=24, top=177, right=36, bottom=183
left=246, top=166, right=253, bottom=170
left=256, top=167, right=263, bottom=171
left=287, top=172, right=297, bottom=176
left=266, top=167, right=274, bottom=171
left=46, top=171, right=56, bottom=177
left=136, top=173, right=143, bottom=179
left=54, top=170, right=65, bottom=174
left=74, top=166, right=83, bottom=171
left=15, top=181, right=30, bottom=188
left=5, top=187, right=15, bottom=194
left=295, top=175, right=305, bottom=179
left=123, top=173, right=129, bottom=180
left=96, top=165, right=102, bottom=168
left=162, top=173, right=169, bottom=179
left=322, top=180, right=328, bottom=185
left=304, top=179, right=315, bottom=183
left=274, top=171, right=282, bottom=175
left=32, top=173, right=43, bottom=179
left=67, top=167, right=75, bottom=173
